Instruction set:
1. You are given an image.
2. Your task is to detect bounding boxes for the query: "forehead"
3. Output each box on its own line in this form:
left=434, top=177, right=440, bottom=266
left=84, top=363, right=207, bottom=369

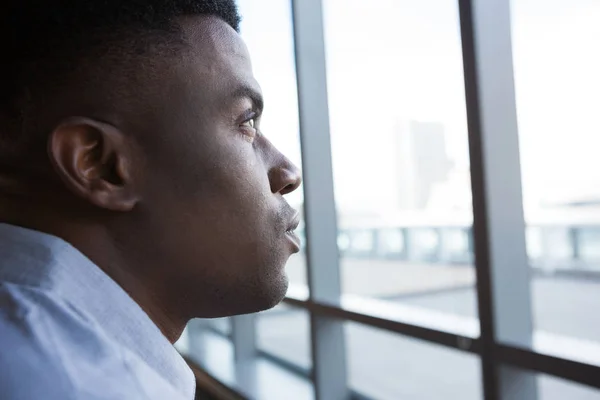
left=176, top=16, right=260, bottom=96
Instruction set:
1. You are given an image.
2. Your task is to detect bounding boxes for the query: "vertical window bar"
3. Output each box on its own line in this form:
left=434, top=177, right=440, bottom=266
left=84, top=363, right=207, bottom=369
left=291, top=0, right=349, bottom=399
left=458, top=0, right=537, bottom=399
left=231, top=314, right=258, bottom=396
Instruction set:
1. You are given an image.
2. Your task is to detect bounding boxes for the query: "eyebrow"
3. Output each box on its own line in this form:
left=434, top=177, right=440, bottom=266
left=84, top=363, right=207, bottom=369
left=230, top=85, right=264, bottom=113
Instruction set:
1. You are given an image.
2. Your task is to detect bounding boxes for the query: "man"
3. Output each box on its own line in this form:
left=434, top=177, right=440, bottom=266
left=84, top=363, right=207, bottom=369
left=0, top=1, right=302, bottom=399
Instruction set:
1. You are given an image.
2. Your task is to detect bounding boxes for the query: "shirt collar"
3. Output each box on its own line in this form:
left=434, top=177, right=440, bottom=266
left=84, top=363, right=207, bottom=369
left=0, top=223, right=195, bottom=399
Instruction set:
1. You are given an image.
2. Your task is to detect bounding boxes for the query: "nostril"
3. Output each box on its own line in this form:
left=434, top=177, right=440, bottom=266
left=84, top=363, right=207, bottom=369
left=281, top=171, right=302, bottom=195
left=269, top=160, right=302, bottom=195
left=281, top=181, right=298, bottom=195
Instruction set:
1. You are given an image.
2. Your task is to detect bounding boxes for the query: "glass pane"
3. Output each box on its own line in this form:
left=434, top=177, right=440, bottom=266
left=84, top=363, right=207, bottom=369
left=323, top=0, right=476, bottom=332
left=206, top=317, right=231, bottom=337
left=512, top=0, right=600, bottom=361
left=183, top=319, right=313, bottom=400
left=345, top=322, right=482, bottom=399
left=185, top=323, right=236, bottom=387
left=236, top=0, right=308, bottom=292
left=254, top=359, right=314, bottom=400
left=256, top=304, right=311, bottom=372
left=539, top=374, right=600, bottom=400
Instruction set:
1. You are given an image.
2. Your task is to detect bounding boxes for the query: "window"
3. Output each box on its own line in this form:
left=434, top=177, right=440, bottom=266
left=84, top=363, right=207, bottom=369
left=323, top=0, right=476, bottom=331
left=538, top=374, right=600, bottom=400
left=512, top=0, right=600, bottom=360
left=252, top=360, right=314, bottom=400
left=345, top=323, right=482, bottom=400
left=177, top=1, right=600, bottom=399
left=206, top=317, right=231, bottom=337
left=184, top=321, right=236, bottom=387
left=256, top=304, right=311, bottom=373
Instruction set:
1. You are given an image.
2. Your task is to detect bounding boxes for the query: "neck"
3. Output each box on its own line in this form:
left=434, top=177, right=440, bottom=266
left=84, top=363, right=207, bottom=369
left=0, top=198, right=187, bottom=343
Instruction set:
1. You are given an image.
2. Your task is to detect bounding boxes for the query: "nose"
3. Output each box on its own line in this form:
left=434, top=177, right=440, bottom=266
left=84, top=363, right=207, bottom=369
left=270, top=162, right=302, bottom=195
left=267, top=152, right=302, bottom=196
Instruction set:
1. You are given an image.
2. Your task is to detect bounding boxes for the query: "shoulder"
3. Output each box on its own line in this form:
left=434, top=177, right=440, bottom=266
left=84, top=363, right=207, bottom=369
left=0, top=282, right=149, bottom=400
left=0, top=283, right=77, bottom=399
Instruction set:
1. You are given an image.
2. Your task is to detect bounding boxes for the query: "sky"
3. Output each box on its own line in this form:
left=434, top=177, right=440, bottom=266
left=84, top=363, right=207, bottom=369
left=235, top=0, right=600, bottom=214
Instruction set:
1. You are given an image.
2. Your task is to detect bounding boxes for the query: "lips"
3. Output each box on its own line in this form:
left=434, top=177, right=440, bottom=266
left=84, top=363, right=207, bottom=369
left=286, top=211, right=301, bottom=233
left=285, top=211, right=301, bottom=252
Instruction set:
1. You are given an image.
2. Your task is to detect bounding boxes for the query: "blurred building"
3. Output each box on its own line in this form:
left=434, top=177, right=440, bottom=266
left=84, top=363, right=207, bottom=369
left=395, top=120, right=454, bottom=210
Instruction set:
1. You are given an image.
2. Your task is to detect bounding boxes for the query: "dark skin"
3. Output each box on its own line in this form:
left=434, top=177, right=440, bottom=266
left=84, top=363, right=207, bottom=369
left=0, top=16, right=302, bottom=342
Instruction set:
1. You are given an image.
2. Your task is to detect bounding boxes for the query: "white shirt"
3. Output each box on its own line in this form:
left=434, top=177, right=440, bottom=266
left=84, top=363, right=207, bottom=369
left=0, top=223, right=196, bottom=399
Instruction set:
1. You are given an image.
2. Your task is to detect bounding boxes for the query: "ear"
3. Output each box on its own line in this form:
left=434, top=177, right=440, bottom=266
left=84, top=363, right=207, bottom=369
left=48, top=117, right=140, bottom=212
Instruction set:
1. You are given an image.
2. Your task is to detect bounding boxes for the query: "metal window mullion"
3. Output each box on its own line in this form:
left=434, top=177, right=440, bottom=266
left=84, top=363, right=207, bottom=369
left=458, top=0, right=537, bottom=399
left=570, top=227, right=580, bottom=260
left=291, top=0, right=349, bottom=399
left=231, top=314, right=258, bottom=397
left=186, top=319, right=209, bottom=363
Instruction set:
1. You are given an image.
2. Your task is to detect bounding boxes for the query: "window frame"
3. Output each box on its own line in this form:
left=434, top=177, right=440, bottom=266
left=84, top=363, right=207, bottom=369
left=183, top=0, right=600, bottom=399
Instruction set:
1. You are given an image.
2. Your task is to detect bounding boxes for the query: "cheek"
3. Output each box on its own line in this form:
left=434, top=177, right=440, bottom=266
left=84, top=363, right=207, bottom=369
left=144, top=130, right=282, bottom=255
left=202, top=144, right=271, bottom=210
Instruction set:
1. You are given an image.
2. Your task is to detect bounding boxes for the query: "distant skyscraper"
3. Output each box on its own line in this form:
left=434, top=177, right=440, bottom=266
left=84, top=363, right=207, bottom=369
left=395, top=121, right=453, bottom=209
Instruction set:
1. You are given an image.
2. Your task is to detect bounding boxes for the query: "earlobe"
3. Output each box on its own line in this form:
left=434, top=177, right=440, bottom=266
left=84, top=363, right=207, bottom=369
left=48, top=117, right=140, bottom=212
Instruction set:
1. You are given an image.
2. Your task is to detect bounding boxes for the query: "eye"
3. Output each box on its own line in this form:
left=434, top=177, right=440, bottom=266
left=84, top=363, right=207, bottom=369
left=240, top=117, right=259, bottom=140
left=241, top=118, right=256, bottom=129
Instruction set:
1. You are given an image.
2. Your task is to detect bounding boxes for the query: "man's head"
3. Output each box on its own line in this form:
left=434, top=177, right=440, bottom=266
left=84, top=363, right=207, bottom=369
left=0, top=1, right=302, bottom=329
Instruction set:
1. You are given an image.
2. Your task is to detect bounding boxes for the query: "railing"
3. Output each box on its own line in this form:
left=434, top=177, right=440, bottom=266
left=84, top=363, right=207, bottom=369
left=296, top=225, right=600, bottom=273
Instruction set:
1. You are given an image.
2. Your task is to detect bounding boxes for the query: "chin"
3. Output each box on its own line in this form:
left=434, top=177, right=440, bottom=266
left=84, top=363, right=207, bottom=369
left=236, top=269, right=289, bottom=316
left=251, top=273, right=289, bottom=313
left=190, top=259, right=290, bottom=318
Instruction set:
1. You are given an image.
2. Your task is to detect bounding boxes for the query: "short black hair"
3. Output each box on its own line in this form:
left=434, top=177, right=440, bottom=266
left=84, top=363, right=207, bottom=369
left=0, top=0, right=241, bottom=160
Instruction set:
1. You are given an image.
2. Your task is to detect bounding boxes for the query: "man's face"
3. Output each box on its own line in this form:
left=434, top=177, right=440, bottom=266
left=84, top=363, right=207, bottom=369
left=129, top=16, right=302, bottom=318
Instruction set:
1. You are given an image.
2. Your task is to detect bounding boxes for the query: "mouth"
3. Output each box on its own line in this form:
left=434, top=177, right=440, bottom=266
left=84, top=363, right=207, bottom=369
left=285, top=212, right=301, bottom=253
